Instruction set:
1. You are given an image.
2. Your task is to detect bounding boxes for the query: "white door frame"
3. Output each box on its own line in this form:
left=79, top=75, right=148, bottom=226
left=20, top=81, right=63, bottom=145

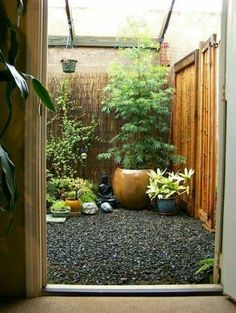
left=24, top=0, right=225, bottom=297
left=221, top=0, right=236, bottom=301
left=213, top=0, right=227, bottom=283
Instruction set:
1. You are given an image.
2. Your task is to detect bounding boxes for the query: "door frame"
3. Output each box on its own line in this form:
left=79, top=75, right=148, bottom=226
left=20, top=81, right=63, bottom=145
left=25, top=0, right=48, bottom=297
left=220, top=0, right=236, bottom=301
left=24, top=0, right=224, bottom=297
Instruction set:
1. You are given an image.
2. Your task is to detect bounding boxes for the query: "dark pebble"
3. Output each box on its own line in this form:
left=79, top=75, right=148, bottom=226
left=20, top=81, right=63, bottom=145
left=47, top=208, right=215, bottom=285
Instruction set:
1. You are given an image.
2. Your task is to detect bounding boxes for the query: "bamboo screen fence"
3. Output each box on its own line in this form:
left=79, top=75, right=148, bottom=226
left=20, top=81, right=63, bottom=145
left=172, top=50, right=199, bottom=218
left=173, top=34, right=217, bottom=231
left=47, top=73, right=119, bottom=184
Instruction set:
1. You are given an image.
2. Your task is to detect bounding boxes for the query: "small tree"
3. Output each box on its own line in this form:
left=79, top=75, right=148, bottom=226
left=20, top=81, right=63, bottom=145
left=47, top=79, right=98, bottom=178
left=98, top=28, right=175, bottom=169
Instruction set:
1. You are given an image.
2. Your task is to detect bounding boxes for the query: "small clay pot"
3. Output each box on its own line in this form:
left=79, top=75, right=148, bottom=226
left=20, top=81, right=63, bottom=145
left=65, top=199, right=82, bottom=213
left=112, top=168, right=151, bottom=210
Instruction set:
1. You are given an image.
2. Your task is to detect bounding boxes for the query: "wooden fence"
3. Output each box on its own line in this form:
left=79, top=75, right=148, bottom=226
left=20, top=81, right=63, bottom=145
left=172, top=50, right=199, bottom=218
left=47, top=73, right=119, bottom=184
left=172, top=34, right=217, bottom=231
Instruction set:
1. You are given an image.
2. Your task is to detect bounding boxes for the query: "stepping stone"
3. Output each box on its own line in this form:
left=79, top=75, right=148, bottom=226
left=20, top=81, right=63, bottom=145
left=46, top=214, right=66, bottom=223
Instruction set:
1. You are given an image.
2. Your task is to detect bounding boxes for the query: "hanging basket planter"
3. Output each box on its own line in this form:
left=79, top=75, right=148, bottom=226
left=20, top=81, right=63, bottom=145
left=61, top=58, right=78, bottom=73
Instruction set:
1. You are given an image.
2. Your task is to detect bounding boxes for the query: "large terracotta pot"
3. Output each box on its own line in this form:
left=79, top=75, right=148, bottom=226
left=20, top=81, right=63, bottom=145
left=112, top=168, right=151, bottom=209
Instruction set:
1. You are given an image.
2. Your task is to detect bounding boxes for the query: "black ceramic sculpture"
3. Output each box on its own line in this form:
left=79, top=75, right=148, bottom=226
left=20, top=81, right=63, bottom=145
left=97, top=174, right=116, bottom=209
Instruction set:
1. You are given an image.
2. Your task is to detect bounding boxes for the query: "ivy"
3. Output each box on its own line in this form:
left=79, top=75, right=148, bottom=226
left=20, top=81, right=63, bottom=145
left=47, top=79, right=100, bottom=178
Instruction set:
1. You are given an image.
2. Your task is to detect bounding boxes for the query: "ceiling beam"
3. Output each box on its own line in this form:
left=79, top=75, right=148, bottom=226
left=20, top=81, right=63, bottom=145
left=65, top=0, right=76, bottom=45
left=48, top=36, right=159, bottom=48
left=158, top=0, right=176, bottom=44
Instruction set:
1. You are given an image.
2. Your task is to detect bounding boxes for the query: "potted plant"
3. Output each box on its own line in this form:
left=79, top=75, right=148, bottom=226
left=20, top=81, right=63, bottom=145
left=47, top=176, right=97, bottom=215
left=98, top=24, right=176, bottom=209
left=0, top=1, right=55, bottom=231
left=64, top=188, right=83, bottom=215
left=60, top=58, right=78, bottom=73
left=146, top=168, right=194, bottom=215
left=50, top=200, right=71, bottom=217
left=64, top=178, right=98, bottom=213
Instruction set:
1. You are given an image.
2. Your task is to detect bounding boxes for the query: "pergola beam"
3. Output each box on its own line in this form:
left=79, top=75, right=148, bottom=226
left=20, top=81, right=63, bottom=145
left=65, top=0, right=76, bottom=45
left=158, top=0, right=176, bottom=44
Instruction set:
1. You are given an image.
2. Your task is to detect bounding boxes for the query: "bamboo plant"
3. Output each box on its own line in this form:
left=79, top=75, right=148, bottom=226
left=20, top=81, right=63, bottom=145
left=98, top=25, right=175, bottom=169
left=0, top=1, right=55, bottom=233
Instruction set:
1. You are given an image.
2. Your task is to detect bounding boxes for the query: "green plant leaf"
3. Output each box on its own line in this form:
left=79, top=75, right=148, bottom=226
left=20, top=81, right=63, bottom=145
left=0, top=143, right=17, bottom=217
left=0, top=69, right=11, bottom=81
left=32, top=78, right=56, bottom=111
left=5, top=62, right=28, bottom=99
left=0, top=48, right=5, bottom=63
left=17, top=0, right=24, bottom=27
left=0, top=81, right=15, bottom=138
left=0, top=3, right=14, bottom=48
left=8, top=29, right=18, bottom=65
left=195, top=258, right=214, bottom=275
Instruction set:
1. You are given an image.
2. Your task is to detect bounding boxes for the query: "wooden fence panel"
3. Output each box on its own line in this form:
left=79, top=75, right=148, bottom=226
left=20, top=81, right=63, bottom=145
left=47, top=73, right=118, bottom=184
left=173, top=35, right=217, bottom=231
left=196, top=35, right=217, bottom=231
left=173, top=50, right=199, bottom=217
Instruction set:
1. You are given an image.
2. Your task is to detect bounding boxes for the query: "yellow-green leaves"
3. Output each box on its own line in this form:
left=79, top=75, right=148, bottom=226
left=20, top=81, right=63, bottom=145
left=146, top=168, right=194, bottom=200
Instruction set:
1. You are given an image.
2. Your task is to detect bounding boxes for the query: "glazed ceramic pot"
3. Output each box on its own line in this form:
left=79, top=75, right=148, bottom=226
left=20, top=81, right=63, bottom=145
left=157, top=198, right=176, bottom=215
left=112, top=168, right=151, bottom=209
left=65, top=199, right=82, bottom=213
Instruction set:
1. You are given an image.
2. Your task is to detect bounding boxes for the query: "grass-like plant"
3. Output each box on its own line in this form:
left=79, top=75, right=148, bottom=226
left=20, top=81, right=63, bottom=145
left=195, top=258, right=214, bottom=283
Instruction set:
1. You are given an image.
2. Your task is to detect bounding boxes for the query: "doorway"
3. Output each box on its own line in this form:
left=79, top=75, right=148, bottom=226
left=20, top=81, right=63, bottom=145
left=24, top=0, right=226, bottom=294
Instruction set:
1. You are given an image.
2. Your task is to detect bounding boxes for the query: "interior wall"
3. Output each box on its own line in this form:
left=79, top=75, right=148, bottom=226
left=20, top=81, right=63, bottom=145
left=0, top=1, right=26, bottom=296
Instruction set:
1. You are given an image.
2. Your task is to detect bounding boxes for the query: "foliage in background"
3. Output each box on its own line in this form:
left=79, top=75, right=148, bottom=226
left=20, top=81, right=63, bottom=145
left=51, top=200, right=70, bottom=212
left=47, top=79, right=99, bottom=178
left=46, top=176, right=97, bottom=206
left=0, top=1, right=55, bottom=232
left=98, top=24, right=175, bottom=169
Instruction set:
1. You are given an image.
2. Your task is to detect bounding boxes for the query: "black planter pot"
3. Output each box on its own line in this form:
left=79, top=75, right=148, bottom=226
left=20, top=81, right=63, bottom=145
left=157, top=198, right=176, bottom=215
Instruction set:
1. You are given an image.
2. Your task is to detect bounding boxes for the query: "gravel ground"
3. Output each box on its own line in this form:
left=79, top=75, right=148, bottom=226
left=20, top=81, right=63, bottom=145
left=47, top=208, right=215, bottom=285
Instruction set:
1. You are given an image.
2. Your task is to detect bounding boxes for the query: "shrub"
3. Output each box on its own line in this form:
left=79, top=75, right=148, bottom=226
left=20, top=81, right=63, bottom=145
left=98, top=26, right=175, bottom=169
left=47, top=176, right=97, bottom=203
